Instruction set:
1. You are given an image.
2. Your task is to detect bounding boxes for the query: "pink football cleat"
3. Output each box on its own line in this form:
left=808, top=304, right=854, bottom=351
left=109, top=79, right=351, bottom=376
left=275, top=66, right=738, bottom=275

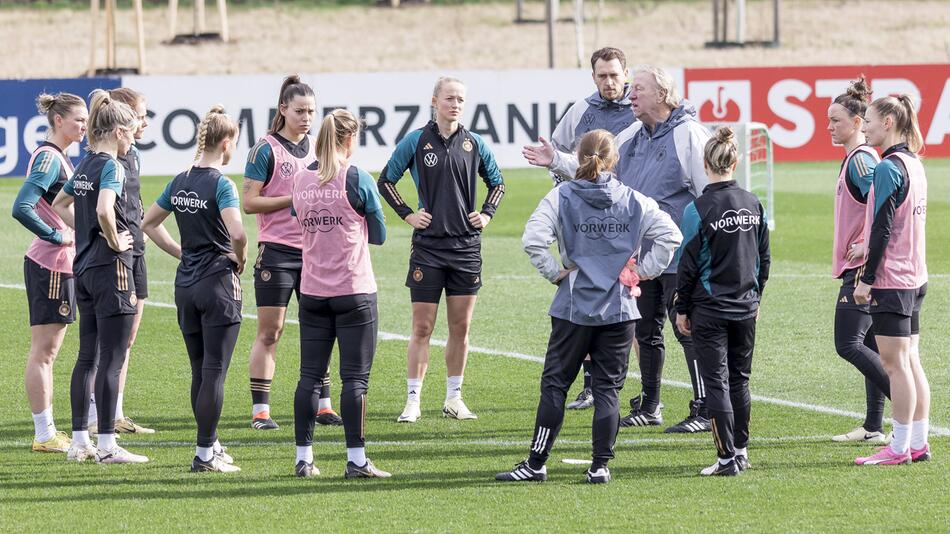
left=855, top=446, right=911, bottom=466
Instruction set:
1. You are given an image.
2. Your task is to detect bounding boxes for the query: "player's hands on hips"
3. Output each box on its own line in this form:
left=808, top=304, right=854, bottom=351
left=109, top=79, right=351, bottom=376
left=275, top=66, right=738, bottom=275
left=104, top=231, right=133, bottom=252
left=227, top=252, right=245, bottom=275
left=522, top=137, right=555, bottom=168
left=847, top=241, right=867, bottom=262
left=854, top=281, right=872, bottom=305
left=406, top=208, right=432, bottom=230
left=59, top=234, right=74, bottom=247
left=554, top=267, right=576, bottom=285
left=676, top=313, right=691, bottom=336
left=468, top=211, right=490, bottom=229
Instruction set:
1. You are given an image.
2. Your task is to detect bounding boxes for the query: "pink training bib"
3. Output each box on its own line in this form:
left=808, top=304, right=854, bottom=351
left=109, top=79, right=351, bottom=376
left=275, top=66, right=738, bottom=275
left=292, top=164, right=377, bottom=298
left=832, top=145, right=879, bottom=278
left=25, top=146, right=75, bottom=273
left=256, top=134, right=316, bottom=249
left=863, top=151, right=927, bottom=289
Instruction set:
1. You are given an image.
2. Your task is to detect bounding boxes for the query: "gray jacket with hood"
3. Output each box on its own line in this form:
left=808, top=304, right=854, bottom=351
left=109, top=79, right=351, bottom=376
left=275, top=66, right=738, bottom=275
left=550, top=87, right=635, bottom=154
left=523, top=173, right=682, bottom=326
left=549, top=101, right=710, bottom=273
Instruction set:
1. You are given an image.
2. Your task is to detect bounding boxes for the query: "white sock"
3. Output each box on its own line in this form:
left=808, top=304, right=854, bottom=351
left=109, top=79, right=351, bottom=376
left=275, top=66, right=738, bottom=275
left=252, top=403, right=269, bottom=418
left=407, top=378, right=422, bottom=403
left=32, top=407, right=55, bottom=442
left=318, top=398, right=332, bottom=411
left=891, top=421, right=911, bottom=454
left=72, top=430, right=91, bottom=446
left=719, top=456, right=735, bottom=466
left=446, top=375, right=463, bottom=401
left=734, top=447, right=748, bottom=457
left=196, top=446, right=214, bottom=462
left=213, top=439, right=223, bottom=453
left=296, top=446, right=313, bottom=464
left=911, top=419, right=929, bottom=449
left=115, top=392, right=125, bottom=420
left=88, top=396, right=98, bottom=425
left=98, top=432, right=117, bottom=451
left=347, top=447, right=367, bottom=466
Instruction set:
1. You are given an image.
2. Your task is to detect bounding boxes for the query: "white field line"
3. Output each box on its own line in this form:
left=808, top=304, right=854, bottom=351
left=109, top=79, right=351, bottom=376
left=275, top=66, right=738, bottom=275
left=1, top=282, right=947, bottom=437
left=0, top=435, right=844, bottom=449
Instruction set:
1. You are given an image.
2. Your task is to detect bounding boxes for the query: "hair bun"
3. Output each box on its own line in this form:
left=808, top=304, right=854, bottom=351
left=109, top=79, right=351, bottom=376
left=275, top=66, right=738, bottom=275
left=714, top=126, right=735, bottom=143
left=846, top=75, right=872, bottom=104
left=208, top=104, right=226, bottom=115
left=35, top=94, right=56, bottom=114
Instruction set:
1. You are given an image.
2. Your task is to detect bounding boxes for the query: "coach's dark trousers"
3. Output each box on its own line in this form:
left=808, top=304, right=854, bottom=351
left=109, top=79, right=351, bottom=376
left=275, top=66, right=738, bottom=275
left=691, top=311, right=756, bottom=459
left=635, top=273, right=705, bottom=412
left=528, top=317, right=635, bottom=468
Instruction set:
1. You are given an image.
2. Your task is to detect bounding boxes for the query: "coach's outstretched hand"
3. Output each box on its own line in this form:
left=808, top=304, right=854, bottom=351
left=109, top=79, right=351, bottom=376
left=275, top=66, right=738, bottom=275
left=676, top=313, right=692, bottom=336
left=405, top=208, right=432, bottom=230
left=523, top=137, right=555, bottom=168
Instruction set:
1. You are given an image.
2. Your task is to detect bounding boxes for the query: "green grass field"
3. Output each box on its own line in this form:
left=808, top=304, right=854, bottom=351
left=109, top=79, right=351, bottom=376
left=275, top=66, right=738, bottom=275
left=0, top=161, right=948, bottom=532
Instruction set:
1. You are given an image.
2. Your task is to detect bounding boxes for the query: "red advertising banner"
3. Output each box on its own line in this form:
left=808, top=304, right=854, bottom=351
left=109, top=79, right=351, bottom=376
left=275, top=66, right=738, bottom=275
left=684, top=65, right=950, bottom=161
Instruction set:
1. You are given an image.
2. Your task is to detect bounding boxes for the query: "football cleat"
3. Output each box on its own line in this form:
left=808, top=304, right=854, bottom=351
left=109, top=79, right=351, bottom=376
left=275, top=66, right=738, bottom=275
left=114, top=417, right=156, bottom=434
left=855, top=446, right=911, bottom=466
left=495, top=460, right=547, bottom=482
left=735, top=454, right=752, bottom=472
left=344, top=458, right=391, bottom=479
left=567, top=388, right=594, bottom=410
left=832, top=426, right=887, bottom=443
left=620, top=407, right=663, bottom=428
left=295, top=460, right=319, bottom=477
left=665, top=400, right=711, bottom=433
left=214, top=445, right=234, bottom=465
left=66, top=442, right=98, bottom=462
left=700, top=459, right=740, bottom=476
left=586, top=466, right=611, bottom=484
left=96, top=445, right=149, bottom=464
left=251, top=412, right=279, bottom=430
left=397, top=399, right=421, bottom=423
left=32, top=431, right=71, bottom=453
left=910, top=444, right=931, bottom=463
left=443, top=397, right=478, bottom=420
left=315, top=408, right=343, bottom=426
left=191, top=455, right=240, bottom=473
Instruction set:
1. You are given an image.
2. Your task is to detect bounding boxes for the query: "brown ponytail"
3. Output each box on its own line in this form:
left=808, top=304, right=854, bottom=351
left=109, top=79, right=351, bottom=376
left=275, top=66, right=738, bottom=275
left=315, top=109, right=360, bottom=185
left=269, top=75, right=315, bottom=135
left=870, top=95, right=925, bottom=154
left=575, top=129, right=618, bottom=182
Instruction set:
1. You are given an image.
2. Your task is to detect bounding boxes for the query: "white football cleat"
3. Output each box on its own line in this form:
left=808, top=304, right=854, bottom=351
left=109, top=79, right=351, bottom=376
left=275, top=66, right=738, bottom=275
left=443, top=396, right=478, bottom=420
left=832, top=426, right=887, bottom=444
left=397, top=399, right=421, bottom=423
left=66, top=442, right=98, bottom=463
left=96, top=445, right=149, bottom=464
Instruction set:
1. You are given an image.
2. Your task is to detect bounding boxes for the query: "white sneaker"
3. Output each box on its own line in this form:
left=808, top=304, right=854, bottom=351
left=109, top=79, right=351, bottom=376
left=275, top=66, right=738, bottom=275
left=66, top=442, right=98, bottom=462
left=397, top=399, right=421, bottom=423
left=214, top=445, right=234, bottom=464
left=192, top=455, right=240, bottom=473
left=442, top=396, right=478, bottom=420
left=832, top=426, right=887, bottom=444
left=96, top=445, right=149, bottom=464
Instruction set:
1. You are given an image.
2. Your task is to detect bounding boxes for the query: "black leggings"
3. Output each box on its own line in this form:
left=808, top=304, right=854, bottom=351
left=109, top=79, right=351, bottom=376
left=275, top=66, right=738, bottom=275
left=295, top=293, right=377, bottom=449
left=834, top=307, right=890, bottom=432
left=183, top=323, right=241, bottom=448
left=70, top=313, right=134, bottom=433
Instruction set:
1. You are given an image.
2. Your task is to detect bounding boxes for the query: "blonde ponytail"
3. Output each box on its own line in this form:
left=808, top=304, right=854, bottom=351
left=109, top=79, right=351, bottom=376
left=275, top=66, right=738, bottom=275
left=86, top=89, right=137, bottom=151
left=575, top=129, right=618, bottom=182
left=193, top=105, right=239, bottom=163
left=870, top=95, right=925, bottom=155
left=315, top=109, right=360, bottom=185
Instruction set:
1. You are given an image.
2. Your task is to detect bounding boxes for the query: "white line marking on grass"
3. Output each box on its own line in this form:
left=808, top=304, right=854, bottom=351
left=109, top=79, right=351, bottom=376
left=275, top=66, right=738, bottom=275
left=1, top=282, right=947, bottom=437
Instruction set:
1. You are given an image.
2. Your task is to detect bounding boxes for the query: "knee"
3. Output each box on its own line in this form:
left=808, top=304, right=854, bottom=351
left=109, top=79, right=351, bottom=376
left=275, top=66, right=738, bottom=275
left=29, top=345, right=58, bottom=367
left=411, top=320, right=435, bottom=340
left=257, top=325, right=284, bottom=347
left=340, top=377, right=369, bottom=397
left=447, top=318, right=471, bottom=341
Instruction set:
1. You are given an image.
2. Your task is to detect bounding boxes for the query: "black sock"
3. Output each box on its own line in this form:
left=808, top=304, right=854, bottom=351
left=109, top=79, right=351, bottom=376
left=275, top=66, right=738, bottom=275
left=251, top=378, right=272, bottom=406
left=582, top=359, right=592, bottom=390
left=319, top=372, right=331, bottom=401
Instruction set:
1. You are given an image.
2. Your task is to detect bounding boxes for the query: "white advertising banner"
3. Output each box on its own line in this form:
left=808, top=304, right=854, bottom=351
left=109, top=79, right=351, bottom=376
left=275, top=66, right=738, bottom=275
left=123, top=68, right=684, bottom=176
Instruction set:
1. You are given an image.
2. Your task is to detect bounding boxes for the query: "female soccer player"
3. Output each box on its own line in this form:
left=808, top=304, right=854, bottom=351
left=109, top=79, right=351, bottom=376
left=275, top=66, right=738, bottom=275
left=854, top=95, right=931, bottom=466
left=142, top=106, right=247, bottom=473
left=497, top=129, right=679, bottom=484
left=88, top=87, right=154, bottom=435
left=378, top=76, right=506, bottom=422
left=291, top=110, right=389, bottom=478
left=674, top=126, right=770, bottom=476
left=243, top=75, right=340, bottom=429
left=827, top=77, right=891, bottom=444
left=13, top=92, right=86, bottom=453
left=51, top=90, right=147, bottom=464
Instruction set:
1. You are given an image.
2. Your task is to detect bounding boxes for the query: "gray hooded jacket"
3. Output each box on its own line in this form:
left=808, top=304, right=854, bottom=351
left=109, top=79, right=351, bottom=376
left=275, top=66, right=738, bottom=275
left=550, top=87, right=635, bottom=154
left=523, top=173, right=682, bottom=326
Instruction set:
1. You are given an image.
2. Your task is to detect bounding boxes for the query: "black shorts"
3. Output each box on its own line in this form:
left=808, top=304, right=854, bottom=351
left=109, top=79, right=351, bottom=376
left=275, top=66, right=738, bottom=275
left=176, top=270, right=243, bottom=335
left=24, top=257, right=75, bottom=326
left=76, top=260, right=138, bottom=319
left=869, top=284, right=927, bottom=337
left=132, top=254, right=148, bottom=299
left=253, top=242, right=302, bottom=307
left=836, top=267, right=870, bottom=312
left=406, top=243, right=482, bottom=303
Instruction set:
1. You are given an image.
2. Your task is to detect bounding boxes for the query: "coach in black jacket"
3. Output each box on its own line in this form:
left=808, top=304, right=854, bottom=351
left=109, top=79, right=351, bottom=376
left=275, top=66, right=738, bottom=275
left=674, top=126, right=770, bottom=476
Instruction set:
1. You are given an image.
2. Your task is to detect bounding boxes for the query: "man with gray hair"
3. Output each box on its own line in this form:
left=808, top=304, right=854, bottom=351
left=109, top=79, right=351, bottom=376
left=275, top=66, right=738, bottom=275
left=523, top=64, right=713, bottom=434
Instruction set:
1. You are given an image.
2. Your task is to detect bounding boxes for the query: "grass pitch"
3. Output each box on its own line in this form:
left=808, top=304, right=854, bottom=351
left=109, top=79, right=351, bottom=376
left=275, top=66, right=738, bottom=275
left=0, top=161, right=947, bottom=532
